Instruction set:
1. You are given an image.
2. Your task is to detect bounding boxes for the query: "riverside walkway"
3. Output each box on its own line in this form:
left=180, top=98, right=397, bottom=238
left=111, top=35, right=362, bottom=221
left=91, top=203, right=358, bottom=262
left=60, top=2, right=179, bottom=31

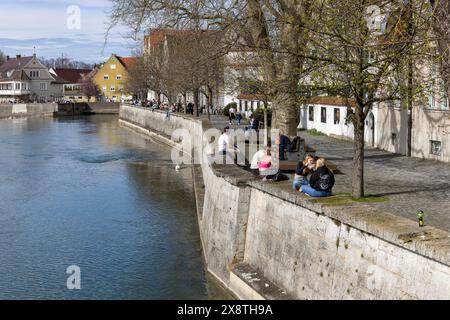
left=207, top=114, right=450, bottom=233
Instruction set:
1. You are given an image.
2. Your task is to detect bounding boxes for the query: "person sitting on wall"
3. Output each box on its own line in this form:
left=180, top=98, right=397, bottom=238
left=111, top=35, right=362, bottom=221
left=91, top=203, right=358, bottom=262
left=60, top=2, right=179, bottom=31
left=300, top=158, right=335, bottom=197
left=250, top=143, right=271, bottom=176
left=258, top=147, right=289, bottom=182
left=293, top=154, right=315, bottom=191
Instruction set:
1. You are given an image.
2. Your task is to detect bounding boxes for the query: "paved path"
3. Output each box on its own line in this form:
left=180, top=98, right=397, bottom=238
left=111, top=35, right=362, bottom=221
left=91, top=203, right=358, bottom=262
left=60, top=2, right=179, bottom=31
left=299, top=131, right=450, bottom=232
left=206, top=114, right=450, bottom=232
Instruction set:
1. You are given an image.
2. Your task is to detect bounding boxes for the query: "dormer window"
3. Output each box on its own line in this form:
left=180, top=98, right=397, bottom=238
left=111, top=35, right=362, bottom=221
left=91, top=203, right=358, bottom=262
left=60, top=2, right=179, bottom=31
left=30, top=71, right=40, bottom=78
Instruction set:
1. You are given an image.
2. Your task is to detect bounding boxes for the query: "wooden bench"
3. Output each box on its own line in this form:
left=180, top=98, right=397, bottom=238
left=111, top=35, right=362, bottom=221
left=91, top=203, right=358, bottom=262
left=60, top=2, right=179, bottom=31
left=305, top=145, right=316, bottom=154
left=279, top=160, right=338, bottom=173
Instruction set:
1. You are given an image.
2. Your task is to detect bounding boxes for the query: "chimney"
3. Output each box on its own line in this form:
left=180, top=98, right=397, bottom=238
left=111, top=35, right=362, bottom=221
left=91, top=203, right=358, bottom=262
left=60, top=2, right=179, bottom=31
left=16, top=54, right=21, bottom=59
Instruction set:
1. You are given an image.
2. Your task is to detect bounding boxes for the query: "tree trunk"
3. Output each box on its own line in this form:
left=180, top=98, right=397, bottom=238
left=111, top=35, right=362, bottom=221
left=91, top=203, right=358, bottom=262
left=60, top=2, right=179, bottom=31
left=207, top=87, right=213, bottom=121
left=272, top=88, right=299, bottom=136
left=193, top=88, right=200, bottom=117
left=352, top=110, right=365, bottom=199
left=183, top=93, right=187, bottom=114
left=263, top=103, right=268, bottom=146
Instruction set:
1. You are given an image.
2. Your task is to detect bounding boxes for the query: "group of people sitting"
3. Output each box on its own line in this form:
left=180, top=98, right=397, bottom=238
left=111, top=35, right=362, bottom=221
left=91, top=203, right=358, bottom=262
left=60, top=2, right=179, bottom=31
left=250, top=145, right=335, bottom=197
left=293, top=155, right=335, bottom=197
left=218, top=126, right=335, bottom=197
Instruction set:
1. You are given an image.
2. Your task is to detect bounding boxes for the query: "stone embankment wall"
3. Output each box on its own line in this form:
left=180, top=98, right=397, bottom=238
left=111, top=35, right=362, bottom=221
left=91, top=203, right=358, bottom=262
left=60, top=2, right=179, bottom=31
left=119, top=105, right=450, bottom=300
left=0, top=103, right=57, bottom=119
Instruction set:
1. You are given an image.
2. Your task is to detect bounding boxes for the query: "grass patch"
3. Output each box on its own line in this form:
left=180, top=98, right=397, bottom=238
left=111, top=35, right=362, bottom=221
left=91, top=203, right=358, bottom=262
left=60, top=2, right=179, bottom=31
left=307, top=129, right=327, bottom=136
left=311, top=192, right=389, bottom=206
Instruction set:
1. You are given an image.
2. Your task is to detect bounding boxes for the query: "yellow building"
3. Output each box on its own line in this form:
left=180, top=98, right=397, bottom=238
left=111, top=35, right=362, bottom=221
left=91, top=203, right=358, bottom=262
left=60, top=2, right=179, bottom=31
left=93, top=54, right=136, bottom=102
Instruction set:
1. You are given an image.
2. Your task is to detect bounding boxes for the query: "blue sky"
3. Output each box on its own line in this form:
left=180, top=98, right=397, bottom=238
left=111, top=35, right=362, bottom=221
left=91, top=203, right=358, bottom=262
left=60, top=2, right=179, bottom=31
left=0, top=0, right=139, bottom=63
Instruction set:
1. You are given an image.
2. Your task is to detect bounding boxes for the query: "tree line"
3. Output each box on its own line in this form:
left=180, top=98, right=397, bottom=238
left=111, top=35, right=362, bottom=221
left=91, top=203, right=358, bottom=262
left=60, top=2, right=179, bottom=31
left=110, top=0, right=448, bottom=198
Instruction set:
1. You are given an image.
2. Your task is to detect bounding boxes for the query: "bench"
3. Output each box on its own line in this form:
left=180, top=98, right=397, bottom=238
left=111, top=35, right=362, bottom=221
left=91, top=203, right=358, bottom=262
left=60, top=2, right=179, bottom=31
left=279, top=160, right=338, bottom=173
left=284, top=136, right=316, bottom=161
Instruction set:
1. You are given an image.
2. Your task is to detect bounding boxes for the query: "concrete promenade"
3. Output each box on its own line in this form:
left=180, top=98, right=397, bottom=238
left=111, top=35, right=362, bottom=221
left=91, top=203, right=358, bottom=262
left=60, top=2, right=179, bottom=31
left=120, top=106, right=450, bottom=300
left=209, top=115, right=450, bottom=233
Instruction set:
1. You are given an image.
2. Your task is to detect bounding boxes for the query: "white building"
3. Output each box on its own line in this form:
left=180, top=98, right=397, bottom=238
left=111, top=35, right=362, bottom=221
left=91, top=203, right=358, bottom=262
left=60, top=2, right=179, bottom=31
left=299, top=96, right=375, bottom=145
left=0, top=54, right=65, bottom=103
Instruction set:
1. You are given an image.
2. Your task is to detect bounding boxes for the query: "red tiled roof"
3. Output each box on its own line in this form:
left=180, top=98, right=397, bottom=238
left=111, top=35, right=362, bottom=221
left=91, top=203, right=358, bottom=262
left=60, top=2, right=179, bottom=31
left=237, top=93, right=268, bottom=101
left=306, top=96, right=357, bottom=107
left=116, top=56, right=138, bottom=70
left=0, top=69, right=30, bottom=81
left=0, top=56, right=33, bottom=73
left=54, top=68, right=92, bottom=84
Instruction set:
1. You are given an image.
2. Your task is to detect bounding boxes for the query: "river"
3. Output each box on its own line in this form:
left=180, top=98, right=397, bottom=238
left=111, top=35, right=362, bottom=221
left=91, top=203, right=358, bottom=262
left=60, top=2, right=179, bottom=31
left=0, top=115, right=230, bottom=300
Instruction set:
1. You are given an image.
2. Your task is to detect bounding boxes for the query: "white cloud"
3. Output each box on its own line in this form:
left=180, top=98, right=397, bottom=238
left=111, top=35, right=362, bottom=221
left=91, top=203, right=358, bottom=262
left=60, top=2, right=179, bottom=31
left=0, top=0, right=138, bottom=61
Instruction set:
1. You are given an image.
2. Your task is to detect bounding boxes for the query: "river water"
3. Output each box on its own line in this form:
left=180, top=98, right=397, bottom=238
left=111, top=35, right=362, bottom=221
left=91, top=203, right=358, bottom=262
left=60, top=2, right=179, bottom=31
left=0, top=115, right=229, bottom=300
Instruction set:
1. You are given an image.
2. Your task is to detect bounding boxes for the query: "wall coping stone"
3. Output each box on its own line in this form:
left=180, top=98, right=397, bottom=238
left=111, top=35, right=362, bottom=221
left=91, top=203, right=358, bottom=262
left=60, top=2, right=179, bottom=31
left=120, top=105, right=450, bottom=267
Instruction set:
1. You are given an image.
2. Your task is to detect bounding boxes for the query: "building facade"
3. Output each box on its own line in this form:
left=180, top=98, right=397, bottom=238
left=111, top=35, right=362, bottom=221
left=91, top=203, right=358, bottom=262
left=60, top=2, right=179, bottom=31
left=93, top=54, right=136, bottom=103
left=50, top=68, right=96, bottom=103
left=0, top=54, right=65, bottom=103
left=144, top=29, right=267, bottom=114
left=300, top=94, right=450, bottom=163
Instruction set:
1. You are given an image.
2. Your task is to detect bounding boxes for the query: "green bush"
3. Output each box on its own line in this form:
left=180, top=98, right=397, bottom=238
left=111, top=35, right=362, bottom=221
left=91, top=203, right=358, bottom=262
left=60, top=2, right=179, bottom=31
left=223, top=102, right=237, bottom=117
left=307, top=129, right=326, bottom=136
left=252, top=107, right=272, bottom=127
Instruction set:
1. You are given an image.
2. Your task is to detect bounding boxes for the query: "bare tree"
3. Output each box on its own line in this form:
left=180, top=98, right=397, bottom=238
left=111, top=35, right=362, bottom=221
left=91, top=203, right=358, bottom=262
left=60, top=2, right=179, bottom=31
left=80, top=75, right=101, bottom=102
left=0, top=50, right=6, bottom=66
left=305, top=0, right=437, bottom=198
left=40, top=54, right=93, bottom=69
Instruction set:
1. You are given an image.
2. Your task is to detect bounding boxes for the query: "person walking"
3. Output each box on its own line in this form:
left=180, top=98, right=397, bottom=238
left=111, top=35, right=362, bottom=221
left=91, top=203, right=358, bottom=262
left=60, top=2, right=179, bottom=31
left=236, top=111, right=242, bottom=126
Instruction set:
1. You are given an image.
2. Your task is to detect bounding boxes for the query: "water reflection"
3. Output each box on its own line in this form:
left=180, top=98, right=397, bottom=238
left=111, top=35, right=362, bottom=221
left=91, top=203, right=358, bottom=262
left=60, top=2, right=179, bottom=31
left=0, top=115, right=231, bottom=300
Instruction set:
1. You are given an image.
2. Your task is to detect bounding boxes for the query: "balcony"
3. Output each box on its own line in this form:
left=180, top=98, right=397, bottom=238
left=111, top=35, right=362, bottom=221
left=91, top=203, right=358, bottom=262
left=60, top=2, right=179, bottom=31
left=0, top=89, right=31, bottom=96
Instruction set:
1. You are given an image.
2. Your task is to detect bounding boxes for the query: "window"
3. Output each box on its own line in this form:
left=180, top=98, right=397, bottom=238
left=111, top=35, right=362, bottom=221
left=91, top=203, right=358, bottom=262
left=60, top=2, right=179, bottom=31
left=321, top=107, right=327, bottom=123
left=116, top=75, right=122, bottom=80
left=104, top=75, right=109, bottom=80
left=102, top=86, right=107, bottom=92
left=30, top=71, right=40, bottom=78
left=0, top=83, right=12, bottom=90
left=431, top=140, right=442, bottom=156
left=40, top=83, right=48, bottom=91
left=15, top=83, right=20, bottom=90
left=110, top=86, right=115, bottom=92
left=244, top=101, right=248, bottom=111
left=308, top=106, right=314, bottom=121
left=334, top=108, right=340, bottom=125
left=110, top=64, right=116, bottom=70
left=118, top=85, right=124, bottom=91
